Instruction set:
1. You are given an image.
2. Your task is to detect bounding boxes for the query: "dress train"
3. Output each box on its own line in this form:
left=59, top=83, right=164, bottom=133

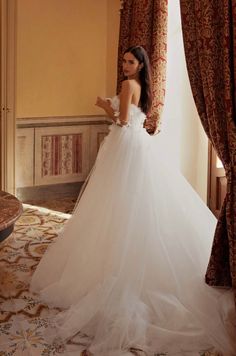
left=31, top=97, right=235, bottom=355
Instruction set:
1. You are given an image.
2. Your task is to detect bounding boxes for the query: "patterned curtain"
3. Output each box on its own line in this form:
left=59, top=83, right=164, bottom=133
left=180, top=1, right=236, bottom=294
left=117, top=0, right=168, bottom=133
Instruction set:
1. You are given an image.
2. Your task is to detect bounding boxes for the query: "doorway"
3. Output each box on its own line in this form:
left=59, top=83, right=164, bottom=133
left=207, top=143, right=226, bottom=217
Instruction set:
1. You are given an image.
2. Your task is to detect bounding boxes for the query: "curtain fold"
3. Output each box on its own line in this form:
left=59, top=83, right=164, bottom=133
left=117, top=0, right=168, bottom=133
left=180, top=0, right=236, bottom=295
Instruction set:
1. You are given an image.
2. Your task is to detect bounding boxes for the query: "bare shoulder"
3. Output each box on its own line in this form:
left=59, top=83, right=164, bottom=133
left=121, top=79, right=139, bottom=91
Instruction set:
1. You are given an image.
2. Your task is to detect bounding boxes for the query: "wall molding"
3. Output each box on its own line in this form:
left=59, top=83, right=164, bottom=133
left=16, top=117, right=110, bottom=191
left=16, top=115, right=111, bottom=129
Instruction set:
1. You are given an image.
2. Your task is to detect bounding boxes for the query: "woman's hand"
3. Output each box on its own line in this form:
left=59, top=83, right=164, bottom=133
left=95, top=96, right=116, bottom=121
left=95, top=96, right=109, bottom=110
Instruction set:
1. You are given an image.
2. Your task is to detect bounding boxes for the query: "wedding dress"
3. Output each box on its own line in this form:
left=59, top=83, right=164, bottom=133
left=30, top=96, right=235, bottom=355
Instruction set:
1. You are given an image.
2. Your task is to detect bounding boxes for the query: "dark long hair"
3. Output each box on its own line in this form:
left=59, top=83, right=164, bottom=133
left=124, top=45, right=152, bottom=114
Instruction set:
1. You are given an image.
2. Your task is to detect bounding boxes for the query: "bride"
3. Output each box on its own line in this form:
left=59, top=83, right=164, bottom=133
left=30, top=46, right=235, bottom=355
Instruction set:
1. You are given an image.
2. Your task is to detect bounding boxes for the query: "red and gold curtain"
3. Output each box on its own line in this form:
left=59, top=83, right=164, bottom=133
left=180, top=1, right=236, bottom=295
left=117, top=0, right=168, bottom=133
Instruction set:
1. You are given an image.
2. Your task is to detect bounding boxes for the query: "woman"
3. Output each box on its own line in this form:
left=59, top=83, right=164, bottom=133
left=31, top=46, right=235, bottom=355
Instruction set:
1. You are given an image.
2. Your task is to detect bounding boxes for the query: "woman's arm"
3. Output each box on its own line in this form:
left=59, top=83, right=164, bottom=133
left=95, top=97, right=117, bottom=122
left=95, top=80, right=134, bottom=126
left=118, top=80, right=133, bottom=126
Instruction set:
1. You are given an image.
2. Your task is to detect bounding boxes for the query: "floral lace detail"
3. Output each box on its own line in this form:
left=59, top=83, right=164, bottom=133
left=108, top=96, right=146, bottom=129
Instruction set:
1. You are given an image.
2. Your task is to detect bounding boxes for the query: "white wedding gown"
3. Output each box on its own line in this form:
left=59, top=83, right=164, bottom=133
left=31, top=96, right=235, bottom=355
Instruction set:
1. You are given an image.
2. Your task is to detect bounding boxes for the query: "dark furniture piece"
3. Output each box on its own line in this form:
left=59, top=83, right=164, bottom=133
left=0, top=191, right=23, bottom=242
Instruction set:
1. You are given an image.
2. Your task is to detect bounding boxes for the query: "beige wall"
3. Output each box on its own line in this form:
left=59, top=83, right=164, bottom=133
left=16, top=0, right=120, bottom=118
left=106, top=0, right=120, bottom=97
left=16, top=0, right=209, bottom=200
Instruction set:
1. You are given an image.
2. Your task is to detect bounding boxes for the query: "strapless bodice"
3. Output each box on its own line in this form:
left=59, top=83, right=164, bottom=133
left=108, top=95, right=146, bottom=129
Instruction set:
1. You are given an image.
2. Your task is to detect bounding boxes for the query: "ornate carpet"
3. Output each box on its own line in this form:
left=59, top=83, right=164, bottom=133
left=0, top=205, right=220, bottom=355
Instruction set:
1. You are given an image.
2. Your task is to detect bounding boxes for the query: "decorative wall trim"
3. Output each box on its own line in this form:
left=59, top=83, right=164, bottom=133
left=16, top=128, right=34, bottom=188
left=89, top=125, right=110, bottom=168
left=35, top=125, right=90, bottom=186
left=16, top=115, right=111, bottom=128
left=16, top=116, right=110, bottom=189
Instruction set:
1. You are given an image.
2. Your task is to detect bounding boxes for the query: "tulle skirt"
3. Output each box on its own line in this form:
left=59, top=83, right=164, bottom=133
left=30, top=123, right=235, bottom=355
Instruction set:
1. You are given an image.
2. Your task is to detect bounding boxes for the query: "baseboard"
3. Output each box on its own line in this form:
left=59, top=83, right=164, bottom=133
left=16, top=182, right=84, bottom=202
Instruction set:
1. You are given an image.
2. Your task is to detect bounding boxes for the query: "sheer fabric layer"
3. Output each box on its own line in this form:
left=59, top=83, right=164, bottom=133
left=31, top=97, right=235, bottom=355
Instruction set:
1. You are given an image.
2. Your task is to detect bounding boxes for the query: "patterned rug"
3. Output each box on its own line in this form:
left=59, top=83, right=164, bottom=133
left=0, top=205, right=221, bottom=355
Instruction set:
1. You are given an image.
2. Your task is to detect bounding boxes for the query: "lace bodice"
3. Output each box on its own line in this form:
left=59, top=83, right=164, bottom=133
left=108, top=95, right=146, bottom=129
